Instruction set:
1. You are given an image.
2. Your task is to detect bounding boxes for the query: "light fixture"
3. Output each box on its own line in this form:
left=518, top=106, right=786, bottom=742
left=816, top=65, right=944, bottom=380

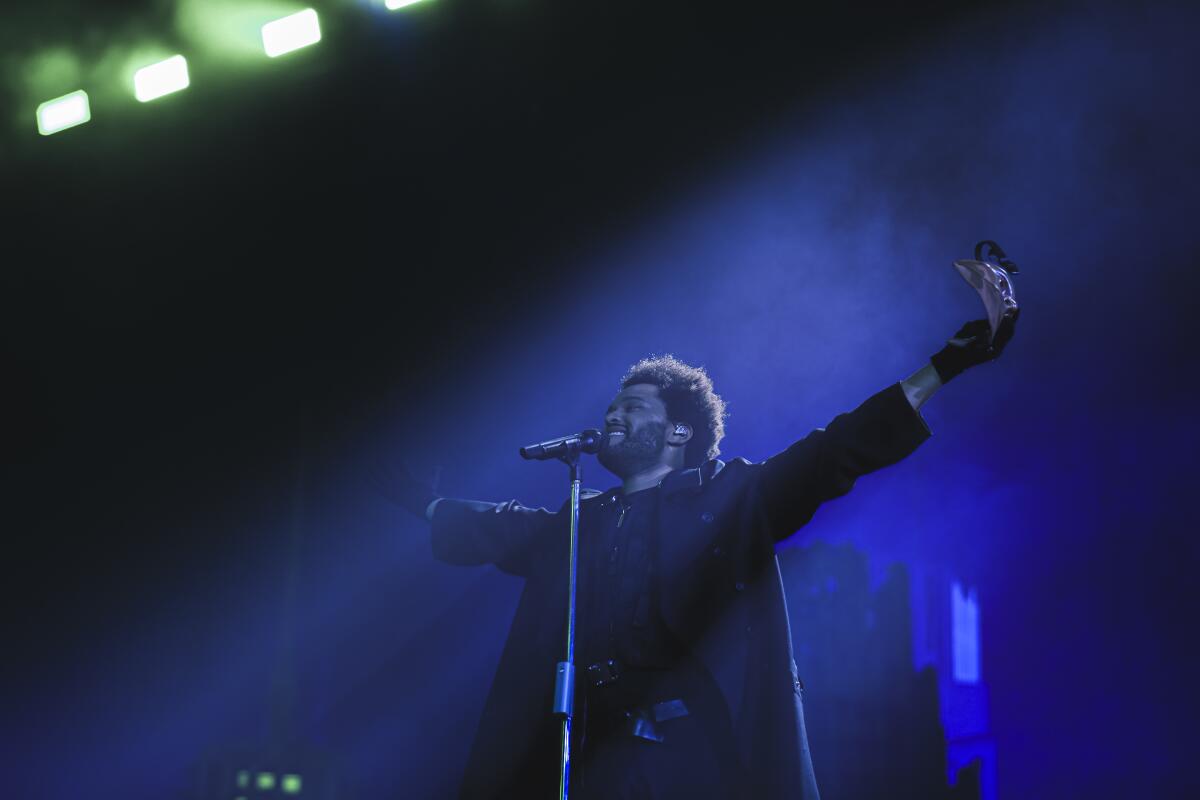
left=37, top=90, right=91, bottom=135
left=261, top=9, right=322, bottom=58
left=134, top=55, right=190, bottom=102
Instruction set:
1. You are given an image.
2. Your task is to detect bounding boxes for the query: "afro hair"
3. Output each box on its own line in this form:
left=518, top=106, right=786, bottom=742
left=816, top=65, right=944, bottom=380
left=620, top=354, right=727, bottom=468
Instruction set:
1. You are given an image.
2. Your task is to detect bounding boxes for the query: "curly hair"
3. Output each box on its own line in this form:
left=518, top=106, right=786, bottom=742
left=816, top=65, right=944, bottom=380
left=620, top=354, right=727, bottom=468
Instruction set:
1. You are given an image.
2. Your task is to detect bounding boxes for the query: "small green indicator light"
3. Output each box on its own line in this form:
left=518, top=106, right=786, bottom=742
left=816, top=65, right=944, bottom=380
left=36, top=90, right=91, bottom=136
left=261, top=9, right=321, bottom=58
left=236, top=769, right=250, bottom=788
left=282, top=773, right=302, bottom=793
left=133, top=54, right=190, bottom=102
left=257, top=772, right=276, bottom=790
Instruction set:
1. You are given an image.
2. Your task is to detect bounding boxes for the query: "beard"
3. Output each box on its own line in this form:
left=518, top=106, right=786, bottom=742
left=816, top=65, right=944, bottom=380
left=597, top=421, right=667, bottom=478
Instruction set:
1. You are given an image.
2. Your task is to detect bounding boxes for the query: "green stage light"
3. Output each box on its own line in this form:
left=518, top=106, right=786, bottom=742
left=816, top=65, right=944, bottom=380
left=36, top=90, right=91, bottom=136
left=386, top=0, right=430, bottom=9
left=282, top=773, right=303, bottom=793
left=175, top=1, right=299, bottom=61
left=134, top=55, right=190, bottom=102
left=257, top=772, right=276, bottom=790
left=261, top=9, right=321, bottom=58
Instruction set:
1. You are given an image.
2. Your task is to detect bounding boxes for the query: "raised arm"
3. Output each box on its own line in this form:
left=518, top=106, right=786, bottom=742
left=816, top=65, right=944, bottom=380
left=757, top=315, right=1018, bottom=540
left=901, top=362, right=943, bottom=411
left=757, top=380, right=933, bottom=541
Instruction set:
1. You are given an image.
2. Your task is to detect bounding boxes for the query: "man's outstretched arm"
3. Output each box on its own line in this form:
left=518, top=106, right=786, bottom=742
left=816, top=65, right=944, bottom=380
left=372, top=461, right=556, bottom=576
left=901, top=362, right=943, bottom=412
left=757, top=316, right=1018, bottom=540
left=757, top=381, right=933, bottom=540
left=902, top=313, right=1018, bottom=411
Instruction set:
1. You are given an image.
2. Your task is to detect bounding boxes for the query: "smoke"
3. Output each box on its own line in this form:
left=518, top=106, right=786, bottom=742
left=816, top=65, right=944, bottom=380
left=173, top=0, right=300, bottom=61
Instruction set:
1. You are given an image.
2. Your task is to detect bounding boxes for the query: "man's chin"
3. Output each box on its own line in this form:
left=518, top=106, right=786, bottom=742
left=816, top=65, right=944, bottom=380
left=597, top=448, right=655, bottom=479
left=598, top=425, right=666, bottom=478
left=596, top=451, right=629, bottom=478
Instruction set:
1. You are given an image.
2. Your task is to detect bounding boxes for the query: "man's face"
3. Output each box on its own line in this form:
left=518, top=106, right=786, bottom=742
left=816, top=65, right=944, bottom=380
left=597, top=383, right=670, bottom=478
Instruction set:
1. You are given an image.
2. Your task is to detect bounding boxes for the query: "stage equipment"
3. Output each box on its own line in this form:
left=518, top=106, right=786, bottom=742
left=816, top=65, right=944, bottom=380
left=952, top=240, right=1020, bottom=344
left=519, top=430, right=612, bottom=799
left=262, top=9, right=322, bottom=58
left=519, top=429, right=606, bottom=461
left=386, top=0, right=430, bottom=9
left=134, top=56, right=190, bottom=102
left=36, top=90, right=91, bottom=136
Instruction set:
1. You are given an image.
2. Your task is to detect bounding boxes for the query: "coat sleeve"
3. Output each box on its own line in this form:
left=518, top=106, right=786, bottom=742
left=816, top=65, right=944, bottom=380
left=757, top=381, right=932, bottom=541
left=430, top=497, right=561, bottom=577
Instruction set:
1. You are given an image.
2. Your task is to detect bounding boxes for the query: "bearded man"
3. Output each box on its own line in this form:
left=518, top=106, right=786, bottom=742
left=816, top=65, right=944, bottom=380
left=381, top=316, right=1015, bottom=799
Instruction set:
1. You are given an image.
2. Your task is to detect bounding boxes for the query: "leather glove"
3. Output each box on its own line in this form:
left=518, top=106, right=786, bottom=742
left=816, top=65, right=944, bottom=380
left=929, top=316, right=1017, bottom=384
left=371, top=459, right=440, bottom=520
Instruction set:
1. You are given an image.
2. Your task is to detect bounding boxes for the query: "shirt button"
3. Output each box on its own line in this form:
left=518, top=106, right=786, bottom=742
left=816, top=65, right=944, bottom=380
left=700, top=512, right=714, bottom=523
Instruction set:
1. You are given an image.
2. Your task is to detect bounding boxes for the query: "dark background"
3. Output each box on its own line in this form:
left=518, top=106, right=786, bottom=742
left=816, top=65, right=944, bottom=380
left=3, top=1, right=1198, bottom=797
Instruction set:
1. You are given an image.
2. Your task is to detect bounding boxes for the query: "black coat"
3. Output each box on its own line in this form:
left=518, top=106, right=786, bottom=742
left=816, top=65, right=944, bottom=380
left=431, top=381, right=932, bottom=798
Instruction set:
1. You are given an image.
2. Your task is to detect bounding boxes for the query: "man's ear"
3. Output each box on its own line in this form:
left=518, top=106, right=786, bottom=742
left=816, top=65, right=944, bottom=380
left=669, top=423, right=693, bottom=445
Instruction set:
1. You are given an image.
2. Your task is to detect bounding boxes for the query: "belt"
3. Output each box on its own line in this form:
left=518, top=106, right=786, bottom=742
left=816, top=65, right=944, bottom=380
left=622, top=698, right=690, bottom=742
left=584, top=659, right=690, bottom=742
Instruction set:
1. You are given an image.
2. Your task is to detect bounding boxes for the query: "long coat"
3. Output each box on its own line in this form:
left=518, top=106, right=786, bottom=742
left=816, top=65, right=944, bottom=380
left=431, top=382, right=932, bottom=798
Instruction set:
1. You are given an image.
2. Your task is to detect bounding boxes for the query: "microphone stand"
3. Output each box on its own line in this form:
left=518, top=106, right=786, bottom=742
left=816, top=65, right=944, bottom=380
left=551, top=443, right=583, bottom=800
left=519, top=429, right=602, bottom=799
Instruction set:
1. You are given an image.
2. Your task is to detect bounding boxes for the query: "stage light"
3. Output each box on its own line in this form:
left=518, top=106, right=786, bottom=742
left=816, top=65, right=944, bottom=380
left=36, top=90, right=91, bottom=136
left=282, top=773, right=303, bottom=794
left=256, top=771, right=276, bottom=790
left=386, top=0, right=430, bottom=9
left=133, top=55, right=190, bottom=102
left=261, top=9, right=321, bottom=58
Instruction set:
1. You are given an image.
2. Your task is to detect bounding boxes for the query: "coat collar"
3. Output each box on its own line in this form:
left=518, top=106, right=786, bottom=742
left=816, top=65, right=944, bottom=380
left=588, top=459, right=725, bottom=504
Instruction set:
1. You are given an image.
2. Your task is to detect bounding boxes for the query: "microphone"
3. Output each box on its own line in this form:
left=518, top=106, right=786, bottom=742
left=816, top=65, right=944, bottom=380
left=520, top=429, right=610, bottom=460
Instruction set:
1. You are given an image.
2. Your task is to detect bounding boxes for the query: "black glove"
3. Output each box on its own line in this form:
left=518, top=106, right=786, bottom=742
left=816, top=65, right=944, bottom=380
left=929, top=316, right=1017, bottom=384
left=371, top=459, right=440, bottom=520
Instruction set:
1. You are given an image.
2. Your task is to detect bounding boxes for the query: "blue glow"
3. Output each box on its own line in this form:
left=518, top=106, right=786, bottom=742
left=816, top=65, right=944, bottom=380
left=951, top=582, right=980, bottom=684
left=12, top=4, right=1196, bottom=799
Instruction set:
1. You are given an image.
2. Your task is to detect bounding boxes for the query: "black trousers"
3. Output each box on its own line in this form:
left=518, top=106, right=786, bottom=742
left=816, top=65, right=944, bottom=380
left=575, top=667, right=745, bottom=800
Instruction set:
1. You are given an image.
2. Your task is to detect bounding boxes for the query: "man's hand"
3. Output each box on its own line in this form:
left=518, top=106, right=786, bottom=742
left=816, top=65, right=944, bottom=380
left=929, top=315, right=1017, bottom=384
left=370, top=459, right=440, bottom=520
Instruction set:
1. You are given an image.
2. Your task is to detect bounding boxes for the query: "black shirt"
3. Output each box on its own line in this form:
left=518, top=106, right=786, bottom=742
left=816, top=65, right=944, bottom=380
left=575, top=485, right=745, bottom=797
left=579, top=485, right=685, bottom=671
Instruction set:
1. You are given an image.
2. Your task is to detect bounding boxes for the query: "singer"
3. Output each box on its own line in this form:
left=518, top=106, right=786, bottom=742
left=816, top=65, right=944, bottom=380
left=379, top=316, right=1016, bottom=799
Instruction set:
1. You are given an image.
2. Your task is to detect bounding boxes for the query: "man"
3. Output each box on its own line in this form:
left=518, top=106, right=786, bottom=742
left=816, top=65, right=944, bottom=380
left=381, top=317, right=1015, bottom=799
